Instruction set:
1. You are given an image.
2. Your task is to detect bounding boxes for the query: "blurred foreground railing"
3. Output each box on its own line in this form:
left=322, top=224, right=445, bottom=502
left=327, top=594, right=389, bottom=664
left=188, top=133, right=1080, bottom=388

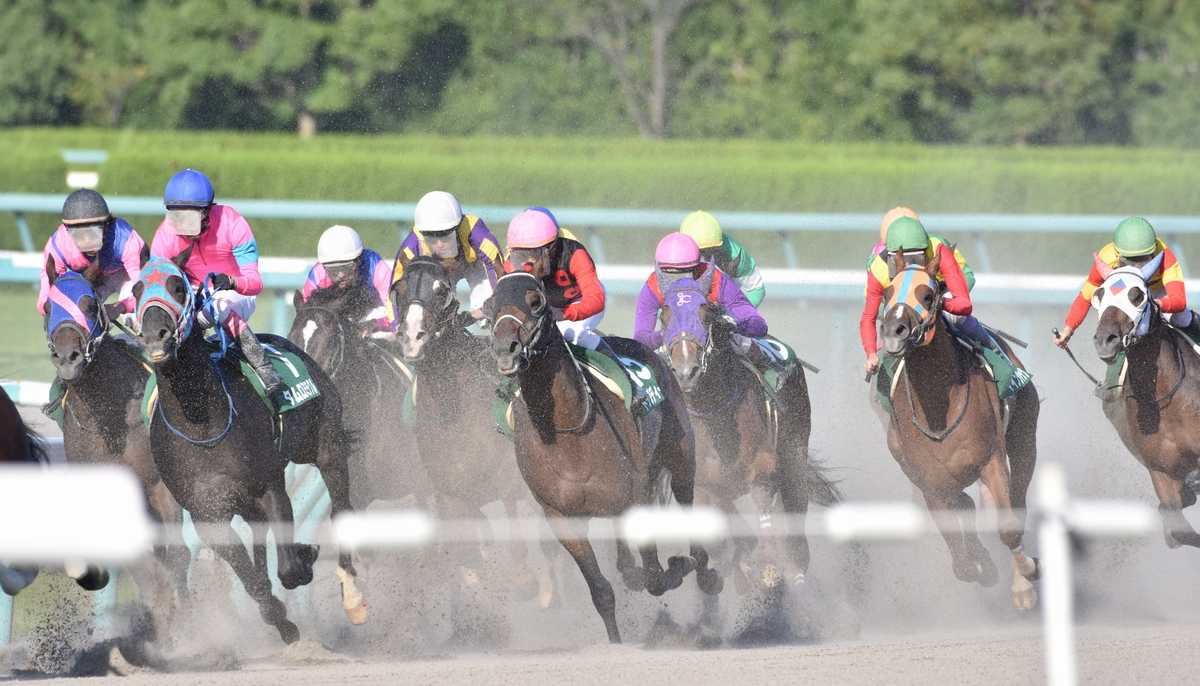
left=0, top=461, right=1155, bottom=686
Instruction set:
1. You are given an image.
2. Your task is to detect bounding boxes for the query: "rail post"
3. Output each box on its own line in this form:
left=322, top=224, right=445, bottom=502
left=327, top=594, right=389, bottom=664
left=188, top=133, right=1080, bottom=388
left=1036, top=462, right=1077, bottom=686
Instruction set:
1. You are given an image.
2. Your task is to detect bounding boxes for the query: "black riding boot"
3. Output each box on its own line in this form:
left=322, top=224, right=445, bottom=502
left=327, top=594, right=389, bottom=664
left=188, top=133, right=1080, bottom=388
left=1180, top=312, right=1200, bottom=345
left=238, top=326, right=287, bottom=407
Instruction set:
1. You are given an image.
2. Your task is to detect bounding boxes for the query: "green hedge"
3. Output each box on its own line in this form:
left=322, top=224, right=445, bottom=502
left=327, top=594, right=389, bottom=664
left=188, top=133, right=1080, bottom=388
left=3, top=128, right=1200, bottom=260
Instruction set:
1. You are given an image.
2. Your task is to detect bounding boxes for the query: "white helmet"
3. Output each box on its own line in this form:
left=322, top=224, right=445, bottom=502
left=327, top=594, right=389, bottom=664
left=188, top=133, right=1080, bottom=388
left=414, top=190, right=463, bottom=233
left=317, top=224, right=364, bottom=264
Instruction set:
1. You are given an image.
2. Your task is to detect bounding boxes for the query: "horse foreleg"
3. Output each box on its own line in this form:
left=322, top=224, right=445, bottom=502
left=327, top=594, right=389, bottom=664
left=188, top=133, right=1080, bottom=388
left=313, top=451, right=367, bottom=624
left=209, top=524, right=299, bottom=645
left=922, top=490, right=981, bottom=584
left=979, top=455, right=1036, bottom=609
left=1149, top=469, right=1200, bottom=549
left=545, top=509, right=620, bottom=643
left=667, top=449, right=722, bottom=595
left=259, top=478, right=314, bottom=591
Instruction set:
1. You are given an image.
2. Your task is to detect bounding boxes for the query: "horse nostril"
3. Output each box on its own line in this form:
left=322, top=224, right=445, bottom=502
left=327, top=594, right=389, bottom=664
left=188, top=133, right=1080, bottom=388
left=508, top=341, right=518, bottom=354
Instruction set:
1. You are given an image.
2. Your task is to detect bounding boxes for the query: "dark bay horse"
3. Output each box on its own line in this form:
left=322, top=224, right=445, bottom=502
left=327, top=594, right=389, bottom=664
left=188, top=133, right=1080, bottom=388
left=1090, top=255, right=1200, bottom=548
left=288, top=284, right=420, bottom=508
left=490, top=271, right=722, bottom=643
left=878, top=251, right=1039, bottom=610
left=133, top=257, right=366, bottom=643
left=43, top=265, right=189, bottom=601
left=391, top=257, right=557, bottom=608
left=658, top=276, right=838, bottom=592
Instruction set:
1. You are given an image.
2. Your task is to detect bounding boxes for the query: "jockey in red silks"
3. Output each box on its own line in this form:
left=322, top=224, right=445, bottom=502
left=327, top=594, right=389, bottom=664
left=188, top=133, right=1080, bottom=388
left=149, top=168, right=286, bottom=403
left=503, top=207, right=606, bottom=349
left=300, top=225, right=393, bottom=331
left=633, top=232, right=775, bottom=372
left=37, top=189, right=147, bottom=321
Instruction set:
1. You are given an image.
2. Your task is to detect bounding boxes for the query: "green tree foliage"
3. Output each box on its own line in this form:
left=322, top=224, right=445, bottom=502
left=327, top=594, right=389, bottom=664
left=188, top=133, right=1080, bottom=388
left=4, top=0, right=1200, bottom=145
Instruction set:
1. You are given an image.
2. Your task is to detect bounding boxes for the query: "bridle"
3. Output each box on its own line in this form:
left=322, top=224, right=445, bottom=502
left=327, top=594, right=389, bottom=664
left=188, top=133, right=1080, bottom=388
left=885, top=265, right=944, bottom=354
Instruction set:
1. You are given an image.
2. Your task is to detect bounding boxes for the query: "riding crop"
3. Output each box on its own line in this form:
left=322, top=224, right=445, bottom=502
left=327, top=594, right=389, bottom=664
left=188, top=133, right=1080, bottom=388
left=1051, top=328, right=1101, bottom=387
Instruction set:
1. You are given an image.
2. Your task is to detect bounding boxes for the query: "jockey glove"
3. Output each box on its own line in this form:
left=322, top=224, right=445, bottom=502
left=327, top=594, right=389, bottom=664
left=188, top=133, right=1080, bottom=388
left=210, top=274, right=235, bottom=292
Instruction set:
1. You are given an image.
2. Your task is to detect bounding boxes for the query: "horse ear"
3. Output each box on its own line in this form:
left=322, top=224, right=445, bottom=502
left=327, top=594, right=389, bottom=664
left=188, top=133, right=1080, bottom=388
left=45, top=254, right=58, bottom=288
left=172, top=244, right=193, bottom=271
left=291, top=289, right=303, bottom=311
left=139, top=244, right=150, bottom=269
left=926, top=244, right=945, bottom=277
left=132, top=280, right=145, bottom=304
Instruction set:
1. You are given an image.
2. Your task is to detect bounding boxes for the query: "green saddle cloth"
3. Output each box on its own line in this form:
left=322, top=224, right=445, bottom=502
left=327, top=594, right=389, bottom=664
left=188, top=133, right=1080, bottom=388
left=874, top=338, right=1032, bottom=415
left=752, top=335, right=800, bottom=396
left=493, top=343, right=666, bottom=439
left=140, top=342, right=320, bottom=428
left=42, top=378, right=67, bottom=427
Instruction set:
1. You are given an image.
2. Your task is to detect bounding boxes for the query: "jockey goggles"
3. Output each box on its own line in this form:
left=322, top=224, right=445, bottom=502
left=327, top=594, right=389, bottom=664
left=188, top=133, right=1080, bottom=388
left=67, top=222, right=106, bottom=254
left=421, top=228, right=460, bottom=259
left=323, top=259, right=358, bottom=284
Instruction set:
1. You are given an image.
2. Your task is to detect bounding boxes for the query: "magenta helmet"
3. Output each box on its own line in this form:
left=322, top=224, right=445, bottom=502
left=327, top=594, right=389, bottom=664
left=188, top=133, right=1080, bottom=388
left=655, top=232, right=701, bottom=269
left=506, top=209, right=559, bottom=249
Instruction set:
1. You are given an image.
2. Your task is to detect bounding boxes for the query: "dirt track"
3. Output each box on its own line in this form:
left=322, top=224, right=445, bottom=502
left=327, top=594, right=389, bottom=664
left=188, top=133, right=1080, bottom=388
left=13, top=624, right=1199, bottom=686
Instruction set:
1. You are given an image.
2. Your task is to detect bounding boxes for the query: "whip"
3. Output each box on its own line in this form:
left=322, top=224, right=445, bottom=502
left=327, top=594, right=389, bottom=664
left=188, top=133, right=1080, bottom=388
left=1052, top=328, right=1101, bottom=387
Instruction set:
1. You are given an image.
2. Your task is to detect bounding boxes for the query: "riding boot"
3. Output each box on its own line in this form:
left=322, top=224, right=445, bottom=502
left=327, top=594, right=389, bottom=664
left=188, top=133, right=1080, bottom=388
left=237, top=326, right=288, bottom=408
left=1180, top=311, right=1200, bottom=346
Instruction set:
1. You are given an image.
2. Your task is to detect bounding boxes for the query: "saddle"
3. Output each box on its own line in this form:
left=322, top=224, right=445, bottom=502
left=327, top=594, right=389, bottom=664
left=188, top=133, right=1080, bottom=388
left=140, top=337, right=321, bottom=429
left=874, top=329, right=1032, bottom=416
left=493, top=341, right=666, bottom=439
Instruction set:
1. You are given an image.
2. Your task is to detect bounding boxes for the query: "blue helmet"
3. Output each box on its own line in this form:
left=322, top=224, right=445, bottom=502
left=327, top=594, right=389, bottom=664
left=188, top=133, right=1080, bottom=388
left=528, top=206, right=560, bottom=229
left=163, top=169, right=214, bottom=208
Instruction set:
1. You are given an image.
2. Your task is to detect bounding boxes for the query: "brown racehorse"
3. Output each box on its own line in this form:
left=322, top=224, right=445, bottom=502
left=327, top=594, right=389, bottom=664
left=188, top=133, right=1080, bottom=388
left=490, top=271, right=722, bottom=643
left=1090, top=255, right=1200, bottom=548
left=391, top=257, right=558, bottom=610
left=658, top=275, right=838, bottom=593
left=877, top=250, right=1039, bottom=610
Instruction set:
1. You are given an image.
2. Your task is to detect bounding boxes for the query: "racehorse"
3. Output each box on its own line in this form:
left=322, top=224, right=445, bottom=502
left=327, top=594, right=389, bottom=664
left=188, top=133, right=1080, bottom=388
left=1090, top=253, right=1200, bottom=548
left=133, top=256, right=366, bottom=643
left=391, top=257, right=557, bottom=610
left=288, top=283, right=420, bottom=508
left=0, top=386, right=109, bottom=596
left=877, top=250, right=1040, bottom=610
left=43, top=263, right=189, bottom=607
left=489, top=271, right=722, bottom=643
left=658, top=276, right=838, bottom=592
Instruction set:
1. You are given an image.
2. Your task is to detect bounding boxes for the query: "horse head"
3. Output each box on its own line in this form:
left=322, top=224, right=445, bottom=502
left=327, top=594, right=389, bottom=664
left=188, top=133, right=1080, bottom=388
left=1092, top=251, right=1164, bottom=363
left=288, top=284, right=381, bottom=373
left=880, top=248, right=944, bottom=356
left=490, top=271, right=552, bottom=376
left=44, top=262, right=106, bottom=384
left=390, top=256, right=459, bottom=361
left=660, top=274, right=717, bottom=393
left=133, top=257, right=195, bottom=366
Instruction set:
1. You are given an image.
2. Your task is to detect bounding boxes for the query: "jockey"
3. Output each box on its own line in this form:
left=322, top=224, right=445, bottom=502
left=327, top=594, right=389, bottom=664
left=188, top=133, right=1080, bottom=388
left=300, top=225, right=392, bottom=331
left=392, top=190, right=501, bottom=320
left=504, top=207, right=605, bottom=349
left=37, top=189, right=147, bottom=321
left=868, top=206, right=976, bottom=289
left=634, top=232, right=772, bottom=370
left=1054, top=216, right=1198, bottom=348
left=149, top=168, right=286, bottom=404
left=861, top=216, right=993, bottom=376
left=679, top=210, right=766, bottom=306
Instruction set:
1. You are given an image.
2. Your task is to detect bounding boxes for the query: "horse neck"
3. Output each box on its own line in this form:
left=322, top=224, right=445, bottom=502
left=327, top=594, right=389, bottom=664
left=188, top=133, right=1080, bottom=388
left=155, top=332, right=220, bottom=422
left=1126, top=322, right=1185, bottom=400
left=898, top=317, right=964, bottom=422
left=517, top=323, right=590, bottom=436
left=693, top=337, right=748, bottom=406
left=70, top=340, right=140, bottom=417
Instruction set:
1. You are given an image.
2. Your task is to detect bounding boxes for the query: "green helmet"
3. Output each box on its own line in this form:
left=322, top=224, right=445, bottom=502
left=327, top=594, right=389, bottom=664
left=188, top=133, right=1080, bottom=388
left=885, top=216, right=930, bottom=252
left=1113, top=216, right=1158, bottom=257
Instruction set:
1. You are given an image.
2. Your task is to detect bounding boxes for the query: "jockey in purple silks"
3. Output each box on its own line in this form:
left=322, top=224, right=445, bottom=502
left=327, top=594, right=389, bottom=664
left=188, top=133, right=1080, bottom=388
left=633, top=232, right=775, bottom=371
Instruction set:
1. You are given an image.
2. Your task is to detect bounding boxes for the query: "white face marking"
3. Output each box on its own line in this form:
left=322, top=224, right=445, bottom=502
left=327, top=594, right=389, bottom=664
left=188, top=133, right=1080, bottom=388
left=301, top=319, right=318, bottom=351
left=889, top=303, right=905, bottom=318
left=404, top=302, right=425, bottom=337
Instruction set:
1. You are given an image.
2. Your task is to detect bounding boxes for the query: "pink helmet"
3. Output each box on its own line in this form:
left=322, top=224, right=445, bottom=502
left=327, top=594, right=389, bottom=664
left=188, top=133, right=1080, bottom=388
left=506, top=209, right=559, bottom=249
left=655, top=232, right=701, bottom=269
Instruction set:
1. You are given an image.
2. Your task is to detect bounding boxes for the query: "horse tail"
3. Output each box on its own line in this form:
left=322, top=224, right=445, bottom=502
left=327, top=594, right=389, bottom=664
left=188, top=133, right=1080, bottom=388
left=794, top=449, right=840, bottom=507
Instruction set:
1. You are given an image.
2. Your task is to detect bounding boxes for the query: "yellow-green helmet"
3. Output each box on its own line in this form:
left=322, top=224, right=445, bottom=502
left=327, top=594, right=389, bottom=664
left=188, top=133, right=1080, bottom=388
left=1113, top=216, right=1158, bottom=257
left=885, top=216, right=930, bottom=252
left=680, top=210, right=723, bottom=249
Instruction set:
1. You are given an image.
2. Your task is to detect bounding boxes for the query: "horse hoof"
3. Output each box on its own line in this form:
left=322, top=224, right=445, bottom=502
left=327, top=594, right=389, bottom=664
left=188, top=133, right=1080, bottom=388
left=344, top=601, right=368, bottom=625
left=278, top=620, right=301, bottom=644
left=76, top=566, right=111, bottom=592
left=667, top=555, right=696, bottom=580
left=298, top=544, right=320, bottom=566
left=975, top=557, right=999, bottom=588
left=1025, top=557, right=1041, bottom=582
left=697, top=568, right=724, bottom=596
left=952, top=560, right=980, bottom=583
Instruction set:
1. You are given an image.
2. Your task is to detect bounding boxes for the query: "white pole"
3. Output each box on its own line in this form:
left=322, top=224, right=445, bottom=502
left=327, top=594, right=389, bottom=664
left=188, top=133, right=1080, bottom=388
left=1037, top=462, right=1077, bottom=686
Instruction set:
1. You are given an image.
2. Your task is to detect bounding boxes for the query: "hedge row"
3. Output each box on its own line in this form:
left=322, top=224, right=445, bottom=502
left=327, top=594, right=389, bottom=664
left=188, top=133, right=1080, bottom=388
left=2, top=128, right=1199, bottom=261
